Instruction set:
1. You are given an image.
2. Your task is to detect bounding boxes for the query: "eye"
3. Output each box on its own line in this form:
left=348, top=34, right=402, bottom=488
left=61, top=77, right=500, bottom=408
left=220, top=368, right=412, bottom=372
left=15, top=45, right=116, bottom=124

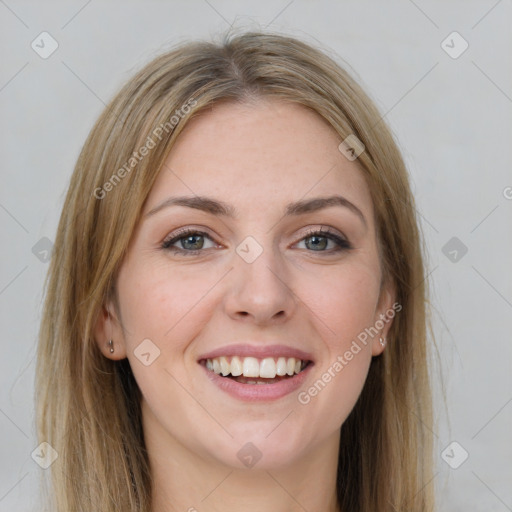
left=296, top=228, right=351, bottom=253
left=161, top=226, right=352, bottom=256
left=161, top=229, right=217, bottom=255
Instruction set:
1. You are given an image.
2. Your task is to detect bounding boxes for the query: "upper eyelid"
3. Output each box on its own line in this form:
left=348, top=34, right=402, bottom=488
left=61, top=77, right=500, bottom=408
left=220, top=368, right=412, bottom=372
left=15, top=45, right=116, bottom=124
left=163, top=227, right=213, bottom=242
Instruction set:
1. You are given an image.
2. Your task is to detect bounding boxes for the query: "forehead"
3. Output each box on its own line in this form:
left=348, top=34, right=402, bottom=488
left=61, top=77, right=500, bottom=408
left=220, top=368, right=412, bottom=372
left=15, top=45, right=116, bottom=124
left=146, top=99, right=373, bottom=220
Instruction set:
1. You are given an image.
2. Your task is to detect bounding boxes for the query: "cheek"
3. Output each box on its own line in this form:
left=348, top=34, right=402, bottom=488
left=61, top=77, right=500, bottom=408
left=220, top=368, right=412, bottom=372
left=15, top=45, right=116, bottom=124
left=117, top=261, right=222, bottom=344
left=293, top=262, right=380, bottom=427
left=297, top=260, right=381, bottom=350
left=115, top=262, right=226, bottom=414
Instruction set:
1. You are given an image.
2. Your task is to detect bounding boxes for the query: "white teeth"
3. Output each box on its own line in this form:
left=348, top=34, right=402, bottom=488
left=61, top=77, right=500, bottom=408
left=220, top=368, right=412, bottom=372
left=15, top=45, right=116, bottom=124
left=219, top=356, right=230, bottom=376
left=242, top=357, right=260, bottom=377
left=204, top=355, right=307, bottom=379
left=276, top=357, right=287, bottom=376
left=230, top=356, right=243, bottom=376
left=260, top=358, right=277, bottom=378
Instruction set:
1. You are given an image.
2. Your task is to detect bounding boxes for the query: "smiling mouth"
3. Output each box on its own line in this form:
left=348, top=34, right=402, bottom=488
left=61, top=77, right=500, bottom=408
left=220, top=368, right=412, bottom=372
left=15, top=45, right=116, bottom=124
left=201, top=356, right=312, bottom=385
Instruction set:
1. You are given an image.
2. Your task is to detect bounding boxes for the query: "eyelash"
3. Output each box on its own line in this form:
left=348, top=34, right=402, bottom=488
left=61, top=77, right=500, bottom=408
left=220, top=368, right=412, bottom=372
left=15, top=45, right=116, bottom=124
left=161, top=227, right=352, bottom=256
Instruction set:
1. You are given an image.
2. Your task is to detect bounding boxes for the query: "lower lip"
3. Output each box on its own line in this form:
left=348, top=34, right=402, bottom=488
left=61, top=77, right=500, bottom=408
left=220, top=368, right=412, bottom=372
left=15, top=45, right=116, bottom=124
left=200, top=363, right=313, bottom=402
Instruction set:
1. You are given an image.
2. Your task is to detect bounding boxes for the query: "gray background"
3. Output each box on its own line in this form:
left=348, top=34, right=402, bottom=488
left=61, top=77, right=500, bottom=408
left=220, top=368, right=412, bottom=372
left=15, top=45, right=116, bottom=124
left=1, top=1, right=511, bottom=510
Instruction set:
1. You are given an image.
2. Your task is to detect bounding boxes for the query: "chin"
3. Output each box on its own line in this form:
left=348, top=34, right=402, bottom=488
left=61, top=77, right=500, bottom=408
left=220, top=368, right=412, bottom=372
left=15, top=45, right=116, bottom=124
left=204, top=424, right=316, bottom=471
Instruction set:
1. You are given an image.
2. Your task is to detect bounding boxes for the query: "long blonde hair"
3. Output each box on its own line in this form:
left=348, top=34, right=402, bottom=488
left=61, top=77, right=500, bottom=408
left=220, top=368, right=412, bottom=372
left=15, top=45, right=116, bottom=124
left=35, top=30, right=434, bottom=511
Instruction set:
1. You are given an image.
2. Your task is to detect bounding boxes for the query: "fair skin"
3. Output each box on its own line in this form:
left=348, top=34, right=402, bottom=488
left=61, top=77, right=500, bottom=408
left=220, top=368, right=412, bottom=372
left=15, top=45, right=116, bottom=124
left=95, top=99, right=395, bottom=512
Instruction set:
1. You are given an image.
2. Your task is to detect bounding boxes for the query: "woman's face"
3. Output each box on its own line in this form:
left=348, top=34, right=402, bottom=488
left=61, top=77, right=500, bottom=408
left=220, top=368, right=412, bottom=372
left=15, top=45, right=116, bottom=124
left=97, top=99, right=395, bottom=470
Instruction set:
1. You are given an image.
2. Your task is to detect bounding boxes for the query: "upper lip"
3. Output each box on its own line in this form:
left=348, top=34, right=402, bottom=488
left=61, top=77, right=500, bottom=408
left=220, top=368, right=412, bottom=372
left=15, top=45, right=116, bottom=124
left=197, top=344, right=314, bottom=362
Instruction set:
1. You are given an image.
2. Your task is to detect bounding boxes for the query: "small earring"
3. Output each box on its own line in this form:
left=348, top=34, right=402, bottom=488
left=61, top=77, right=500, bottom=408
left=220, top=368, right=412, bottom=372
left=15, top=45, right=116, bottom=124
left=108, top=339, right=114, bottom=353
left=379, top=337, right=386, bottom=347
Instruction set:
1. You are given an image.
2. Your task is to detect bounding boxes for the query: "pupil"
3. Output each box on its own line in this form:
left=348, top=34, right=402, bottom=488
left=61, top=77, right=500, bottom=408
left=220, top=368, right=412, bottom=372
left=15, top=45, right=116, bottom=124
left=183, top=235, right=203, bottom=250
left=307, top=235, right=327, bottom=251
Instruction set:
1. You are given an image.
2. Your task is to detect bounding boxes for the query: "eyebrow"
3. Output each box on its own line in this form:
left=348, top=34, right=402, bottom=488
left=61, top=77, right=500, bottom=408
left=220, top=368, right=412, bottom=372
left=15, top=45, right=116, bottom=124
left=145, top=194, right=367, bottom=227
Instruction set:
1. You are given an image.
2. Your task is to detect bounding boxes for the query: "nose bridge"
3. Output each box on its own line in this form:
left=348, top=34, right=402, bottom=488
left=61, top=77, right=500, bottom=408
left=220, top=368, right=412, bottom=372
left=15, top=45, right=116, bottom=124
left=224, top=234, right=296, bottom=323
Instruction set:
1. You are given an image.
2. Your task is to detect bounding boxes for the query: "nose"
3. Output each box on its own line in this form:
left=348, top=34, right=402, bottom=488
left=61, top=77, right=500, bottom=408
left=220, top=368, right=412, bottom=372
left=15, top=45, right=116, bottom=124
left=223, top=246, right=297, bottom=326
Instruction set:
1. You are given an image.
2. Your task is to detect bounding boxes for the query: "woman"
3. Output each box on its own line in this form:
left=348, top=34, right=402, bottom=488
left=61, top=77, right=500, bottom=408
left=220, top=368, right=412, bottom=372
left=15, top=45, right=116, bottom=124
left=35, top=31, right=435, bottom=511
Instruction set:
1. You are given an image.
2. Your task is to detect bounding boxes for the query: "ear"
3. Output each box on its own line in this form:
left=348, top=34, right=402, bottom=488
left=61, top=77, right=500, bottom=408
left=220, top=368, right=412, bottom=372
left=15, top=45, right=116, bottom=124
left=93, top=299, right=127, bottom=360
left=371, top=278, right=399, bottom=357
